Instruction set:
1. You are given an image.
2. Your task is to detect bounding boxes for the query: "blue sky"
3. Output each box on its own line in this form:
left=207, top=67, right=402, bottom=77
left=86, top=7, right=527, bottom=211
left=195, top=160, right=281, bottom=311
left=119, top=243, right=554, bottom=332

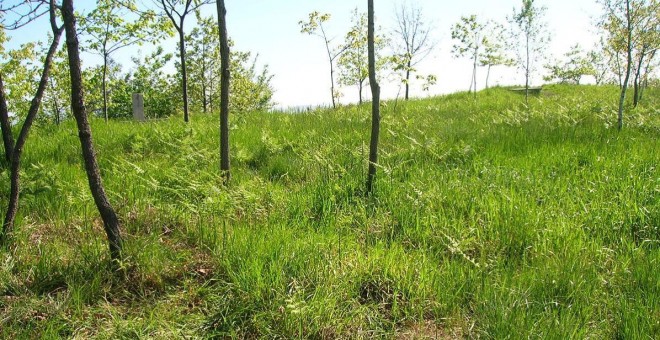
left=4, top=0, right=602, bottom=108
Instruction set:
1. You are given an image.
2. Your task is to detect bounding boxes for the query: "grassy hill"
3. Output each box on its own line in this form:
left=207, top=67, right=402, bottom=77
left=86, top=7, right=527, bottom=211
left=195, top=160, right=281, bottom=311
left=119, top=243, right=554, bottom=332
left=1, top=85, right=658, bottom=338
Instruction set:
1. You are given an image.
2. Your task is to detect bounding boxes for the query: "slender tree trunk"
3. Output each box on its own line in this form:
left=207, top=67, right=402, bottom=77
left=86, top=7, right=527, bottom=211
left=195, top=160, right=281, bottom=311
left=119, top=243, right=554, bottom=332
left=525, top=31, right=530, bottom=104
left=178, top=27, right=190, bottom=123
left=618, top=0, right=633, bottom=131
left=485, top=64, right=492, bottom=89
left=49, top=78, right=62, bottom=125
left=217, top=0, right=231, bottom=183
left=329, top=53, right=337, bottom=109
left=0, top=74, right=14, bottom=164
left=472, top=69, right=477, bottom=95
left=204, top=41, right=213, bottom=113
left=472, top=50, right=478, bottom=97
left=102, top=52, right=109, bottom=122
left=1, top=18, right=63, bottom=244
left=639, top=49, right=656, bottom=103
left=201, top=43, right=208, bottom=113
left=209, top=80, right=214, bottom=112
left=615, top=50, right=623, bottom=88
left=62, top=0, right=122, bottom=261
left=202, top=82, right=207, bottom=113
left=358, top=80, right=363, bottom=105
left=632, top=48, right=646, bottom=108
left=633, top=77, right=640, bottom=108
left=405, top=59, right=411, bottom=100
left=366, top=0, right=380, bottom=195
left=319, top=27, right=339, bottom=109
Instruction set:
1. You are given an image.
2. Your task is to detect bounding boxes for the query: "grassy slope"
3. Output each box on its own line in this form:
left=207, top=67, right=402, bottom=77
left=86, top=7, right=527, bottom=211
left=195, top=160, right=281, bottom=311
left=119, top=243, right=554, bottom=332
left=0, top=85, right=658, bottom=338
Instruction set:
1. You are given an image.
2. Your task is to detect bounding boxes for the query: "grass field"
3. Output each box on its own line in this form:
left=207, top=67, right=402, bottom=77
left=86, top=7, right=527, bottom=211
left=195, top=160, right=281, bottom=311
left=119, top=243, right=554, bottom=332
left=0, top=85, right=658, bottom=338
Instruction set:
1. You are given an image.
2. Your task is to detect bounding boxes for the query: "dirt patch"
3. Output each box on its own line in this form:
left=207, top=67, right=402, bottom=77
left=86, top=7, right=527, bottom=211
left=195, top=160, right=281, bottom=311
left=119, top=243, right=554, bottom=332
left=395, top=321, right=463, bottom=339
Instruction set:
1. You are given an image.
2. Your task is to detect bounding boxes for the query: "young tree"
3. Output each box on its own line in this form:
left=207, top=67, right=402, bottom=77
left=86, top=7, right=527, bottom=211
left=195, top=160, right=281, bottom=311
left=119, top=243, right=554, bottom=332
left=544, top=44, right=596, bottom=84
left=186, top=12, right=220, bottom=113
left=228, top=52, right=274, bottom=113
left=338, top=9, right=387, bottom=104
left=61, top=0, right=123, bottom=261
left=153, top=0, right=212, bottom=122
left=636, top=47, right=657, bottom=102
left=366, top=0, right=380, bottom=195
left=217, top=0, right=230, bottom=183
left=629, top=1, right=659, bottom=106
left=603, top=28, right=628, bottom=87
left=480, top=25, right=515, bottom=89
left=185, top=13, right=273, bottom=114
left=43, top=47, right=71, bottom=125
left=82, top=58, right=126, bottom=117
left=588, top=41, right=613, bottom=85
left=508, top=0, right=550, bottom=104
left=451, top=15, right=487, bottom=95
left=392, top=2, right=434, bottom=100
left=0, top=0, right=63, bottom=244
left=300, top=11, right=349, bottom=109
left=598, top=0, right=658, bottom=128
left=617, top=0, right=634, bottom=129
left=81, top=0, right=167, bottom=122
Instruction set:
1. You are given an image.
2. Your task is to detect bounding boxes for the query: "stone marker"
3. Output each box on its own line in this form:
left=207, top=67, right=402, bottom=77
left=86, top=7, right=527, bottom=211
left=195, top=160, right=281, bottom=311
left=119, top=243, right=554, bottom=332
left=132, top=93, right=145, bottom=121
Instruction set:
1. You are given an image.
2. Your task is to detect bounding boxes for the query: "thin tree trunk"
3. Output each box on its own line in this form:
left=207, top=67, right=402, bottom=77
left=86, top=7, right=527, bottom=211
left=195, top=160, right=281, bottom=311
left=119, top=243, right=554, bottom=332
left=525, top=31, right=530, bottom=104
left=317, top=26, right=338, bottom=110
left=329, top=52, right=337, bottom=109
left=1, top=11, right=63, bottom=244
left=0, top=74, right=14, bottom=164
left=615, top=50, right=623, bottom=88
left=366, top=0, right=380, bottom=195
left=472, top=49, right=478, bottom=97
left=632, top=48, right=646, bottom=108
left=472, top=67, right=477, bottom=95
left=102, top=52, right=109, bottom=122
left=358, top=80, right=363, bottom=105
left=639, top=49, right=656, bottom=103
left=209, top=80, right=214, bottom=112
left=485, top=64, right=492, bottom=89
left=633, top=77, right=639, bottom=108
left=639, top=68, right=648, bottom=104
left=178, top=28, right=190, bottom=123
left=217, top=0, right=231, bottom=183
left=405, top=59, right=411, bottom=100
left=49, top=78, right=62, bottom=125
left=201, top=42, right=208, bottom=113
left=618, top=0, right=633, bottom=131
left=62, top=0, right=122, bottom=261
left=202, top=82, right=207, bottom=113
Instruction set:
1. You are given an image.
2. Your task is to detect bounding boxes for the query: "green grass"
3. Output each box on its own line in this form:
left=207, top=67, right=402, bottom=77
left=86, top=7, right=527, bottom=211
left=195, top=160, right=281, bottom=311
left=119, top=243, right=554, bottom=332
left=0, top=84, right=658, bottom=338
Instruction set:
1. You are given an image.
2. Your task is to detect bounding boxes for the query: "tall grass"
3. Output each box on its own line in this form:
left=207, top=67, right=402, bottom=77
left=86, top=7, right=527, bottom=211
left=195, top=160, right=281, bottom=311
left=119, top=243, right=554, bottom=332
left=0, top=84, right=658, bottom=338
